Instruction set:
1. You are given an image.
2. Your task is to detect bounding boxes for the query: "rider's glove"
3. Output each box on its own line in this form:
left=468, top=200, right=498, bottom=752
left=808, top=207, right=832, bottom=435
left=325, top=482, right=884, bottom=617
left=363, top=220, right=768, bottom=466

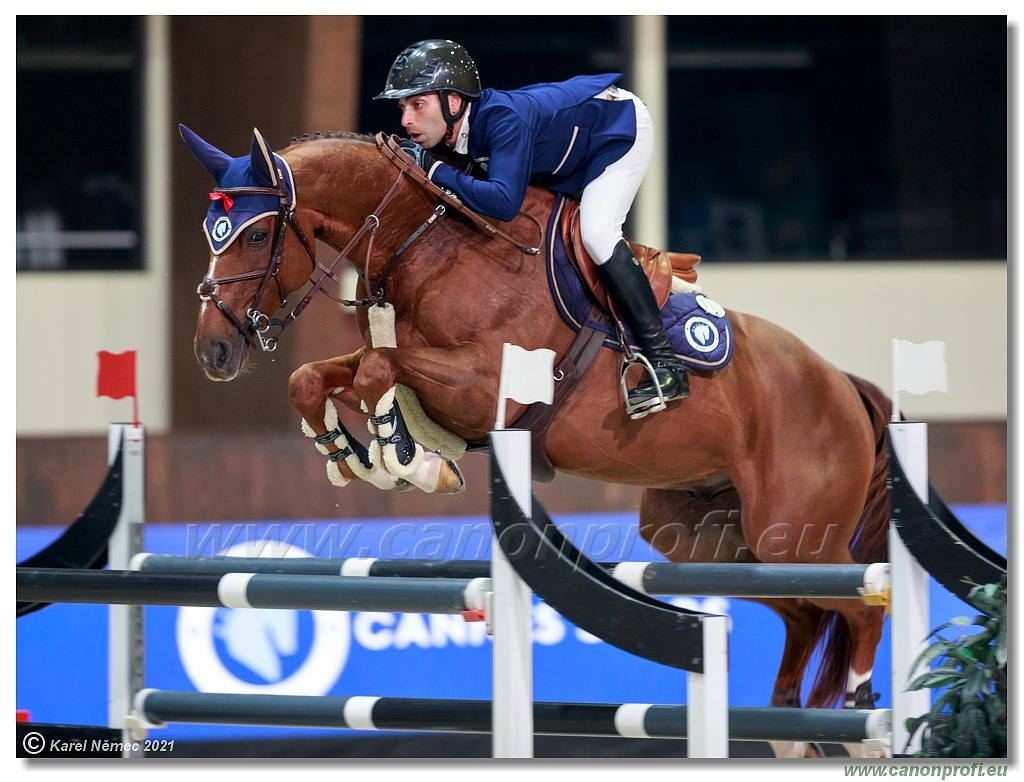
left=398, top=139, right=443, bottom=180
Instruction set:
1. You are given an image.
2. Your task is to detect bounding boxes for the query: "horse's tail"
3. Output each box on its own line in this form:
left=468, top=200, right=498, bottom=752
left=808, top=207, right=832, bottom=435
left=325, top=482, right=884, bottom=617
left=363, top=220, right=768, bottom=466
left=807, top=373, right=892, bottom=708
left=844, top=373, right=892, bottom=564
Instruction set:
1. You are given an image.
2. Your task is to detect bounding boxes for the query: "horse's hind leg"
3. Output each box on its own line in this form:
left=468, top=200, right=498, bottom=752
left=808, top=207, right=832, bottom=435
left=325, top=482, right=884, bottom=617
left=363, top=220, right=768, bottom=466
left=749, top=597, right=828, bottom=758
left=804, top=597, right=888, bottom=758
left=639, top=488, right=824, bottom=758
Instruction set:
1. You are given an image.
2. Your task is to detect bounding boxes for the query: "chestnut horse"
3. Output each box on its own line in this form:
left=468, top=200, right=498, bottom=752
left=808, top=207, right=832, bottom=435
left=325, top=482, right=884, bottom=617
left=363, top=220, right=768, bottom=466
left=181, top=125, right=891, bottom=755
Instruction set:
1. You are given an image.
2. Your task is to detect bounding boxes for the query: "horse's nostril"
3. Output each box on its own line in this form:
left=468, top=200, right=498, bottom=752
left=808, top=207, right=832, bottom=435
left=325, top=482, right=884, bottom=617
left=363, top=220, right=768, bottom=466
left=214, top=340, right=230, bottom=370
left=195, top=337, right=235, bottom=375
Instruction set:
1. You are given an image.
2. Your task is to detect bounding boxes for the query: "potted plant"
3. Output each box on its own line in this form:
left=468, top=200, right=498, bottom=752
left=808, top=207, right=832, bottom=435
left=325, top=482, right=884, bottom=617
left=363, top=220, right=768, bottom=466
left=904, top=578, right=1008, bottom=757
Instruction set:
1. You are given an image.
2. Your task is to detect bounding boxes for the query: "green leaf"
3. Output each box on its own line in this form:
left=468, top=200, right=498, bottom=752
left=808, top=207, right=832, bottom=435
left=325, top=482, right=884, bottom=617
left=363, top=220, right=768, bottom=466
left=930, top=690, right=958, bottom=718
left=963, top=666, right=988, bottom=702
left=957, top=645, right=978, bottom=663
left=909, top=673, right=961, bottom=691
left=914, top=642, right=952, bottom=669
left=995, top=624, right=1008, bottom=667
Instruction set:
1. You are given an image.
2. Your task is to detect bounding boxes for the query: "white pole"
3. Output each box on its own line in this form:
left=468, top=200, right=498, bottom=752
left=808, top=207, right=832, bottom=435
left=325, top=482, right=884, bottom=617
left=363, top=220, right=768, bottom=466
left=631, top=15, right=668, bottom=249
left=888, top=422, right=932, bottom=756
left=107, top=423, right=146, bottom=757
left=489, top=429, right=534, bottom=758
left=494, top=343, right=512, bottom=431
left=891, top=338, right=902, bottom=422
left=687, top=614, right=730, bottom=757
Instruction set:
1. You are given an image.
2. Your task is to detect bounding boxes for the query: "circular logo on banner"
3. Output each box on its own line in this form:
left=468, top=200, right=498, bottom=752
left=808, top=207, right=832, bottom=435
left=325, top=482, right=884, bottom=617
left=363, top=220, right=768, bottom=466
left=684, top=316, right=720, bottom=353
left=176, top=541, right=351, bottom=695
left=211, top=216, right=233, bottom=244
left=695, top=294, right=726, bottom=318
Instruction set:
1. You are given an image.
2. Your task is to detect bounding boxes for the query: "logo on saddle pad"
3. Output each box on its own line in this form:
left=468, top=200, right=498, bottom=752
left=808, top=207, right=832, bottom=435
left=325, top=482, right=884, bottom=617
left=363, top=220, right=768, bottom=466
left=662, top=292, right=733, bottom=370
left=695, top=294, right=725, bottom=318
left=684, top=316, right=720, bottom=353
left=683, top=294, right=728, bottom=353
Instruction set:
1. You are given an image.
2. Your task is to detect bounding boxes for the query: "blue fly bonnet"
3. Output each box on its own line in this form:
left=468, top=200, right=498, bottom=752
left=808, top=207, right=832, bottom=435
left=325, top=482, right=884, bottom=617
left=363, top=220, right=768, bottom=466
left=179, top=124, right=297, bottom=254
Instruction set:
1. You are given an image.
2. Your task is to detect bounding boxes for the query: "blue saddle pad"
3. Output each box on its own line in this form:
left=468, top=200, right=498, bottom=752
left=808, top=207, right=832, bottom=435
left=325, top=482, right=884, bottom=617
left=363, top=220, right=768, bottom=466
left=544, top=196, right=734, bottom=372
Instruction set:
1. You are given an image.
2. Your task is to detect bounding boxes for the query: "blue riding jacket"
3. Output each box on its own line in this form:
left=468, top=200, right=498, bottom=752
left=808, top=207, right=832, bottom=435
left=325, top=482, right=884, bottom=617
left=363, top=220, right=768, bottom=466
left=429, top=73, right=638, bottom=222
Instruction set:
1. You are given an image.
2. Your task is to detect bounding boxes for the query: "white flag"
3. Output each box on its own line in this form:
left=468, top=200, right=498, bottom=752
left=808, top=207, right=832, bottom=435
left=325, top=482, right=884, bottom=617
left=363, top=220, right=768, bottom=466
left=894, top=339, right=949, bottom=395
left=500, top=343, right=555, bottom=405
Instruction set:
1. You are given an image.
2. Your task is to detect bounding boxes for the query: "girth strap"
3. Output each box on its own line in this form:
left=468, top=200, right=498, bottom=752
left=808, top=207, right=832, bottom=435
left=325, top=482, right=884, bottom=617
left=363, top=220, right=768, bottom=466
left=509, top=309, right=608, bottom=483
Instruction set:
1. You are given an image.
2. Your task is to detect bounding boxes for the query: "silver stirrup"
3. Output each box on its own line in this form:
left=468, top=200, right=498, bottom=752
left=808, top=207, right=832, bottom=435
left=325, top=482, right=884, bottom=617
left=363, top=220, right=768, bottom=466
left=619, top=353, right=667, bottom=420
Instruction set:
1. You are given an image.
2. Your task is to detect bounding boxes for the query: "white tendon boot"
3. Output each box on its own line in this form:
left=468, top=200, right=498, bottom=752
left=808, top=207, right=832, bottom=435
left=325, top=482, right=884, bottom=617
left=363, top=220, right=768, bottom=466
left=368, top=388, right=465, bottom=494
left=301, top=400, right=409, bottom=490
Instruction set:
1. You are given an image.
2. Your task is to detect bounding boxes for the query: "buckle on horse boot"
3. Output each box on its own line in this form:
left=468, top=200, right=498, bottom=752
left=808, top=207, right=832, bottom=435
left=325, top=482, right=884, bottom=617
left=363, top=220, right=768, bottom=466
left=619, top=353, right=667, bottom=420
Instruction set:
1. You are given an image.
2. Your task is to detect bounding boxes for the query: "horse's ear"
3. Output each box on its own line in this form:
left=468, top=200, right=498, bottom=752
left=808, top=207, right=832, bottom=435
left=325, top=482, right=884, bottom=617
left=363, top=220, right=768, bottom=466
left=249, top=128, right=279, bottom=188
left=179, top=124, right=232, bottom=182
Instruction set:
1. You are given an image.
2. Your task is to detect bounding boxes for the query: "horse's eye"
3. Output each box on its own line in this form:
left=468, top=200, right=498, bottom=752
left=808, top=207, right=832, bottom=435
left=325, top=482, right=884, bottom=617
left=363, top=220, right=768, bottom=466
left=248, top=229, right=269, bottom=246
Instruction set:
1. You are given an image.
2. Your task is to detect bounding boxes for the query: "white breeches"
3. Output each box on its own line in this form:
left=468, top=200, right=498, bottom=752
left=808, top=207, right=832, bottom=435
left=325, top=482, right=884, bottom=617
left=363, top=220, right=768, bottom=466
left=579, top=88, right=654, bottom=264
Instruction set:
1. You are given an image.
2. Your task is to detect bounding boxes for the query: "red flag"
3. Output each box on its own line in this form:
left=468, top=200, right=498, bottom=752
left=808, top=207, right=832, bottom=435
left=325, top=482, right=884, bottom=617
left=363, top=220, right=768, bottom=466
left=97, top=350, right=136, bottom=400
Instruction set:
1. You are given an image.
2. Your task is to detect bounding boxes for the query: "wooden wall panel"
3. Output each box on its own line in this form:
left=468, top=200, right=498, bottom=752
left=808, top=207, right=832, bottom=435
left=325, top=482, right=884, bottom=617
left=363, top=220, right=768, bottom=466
left=17, top=421, right=1007, bottom=529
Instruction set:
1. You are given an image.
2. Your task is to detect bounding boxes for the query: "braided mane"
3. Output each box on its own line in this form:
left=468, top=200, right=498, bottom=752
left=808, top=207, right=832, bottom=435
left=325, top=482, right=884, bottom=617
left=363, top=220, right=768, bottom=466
left=287, top=130, right=376, bottom=146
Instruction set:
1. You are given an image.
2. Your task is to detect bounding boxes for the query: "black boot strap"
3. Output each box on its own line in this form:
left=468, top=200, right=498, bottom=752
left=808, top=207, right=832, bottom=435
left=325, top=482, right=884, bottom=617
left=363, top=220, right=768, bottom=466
left=314, top=427, right=343, bottom=445
left=328, top=446, right=354, bottom=462
left=369, top=412, right=394, bottom=427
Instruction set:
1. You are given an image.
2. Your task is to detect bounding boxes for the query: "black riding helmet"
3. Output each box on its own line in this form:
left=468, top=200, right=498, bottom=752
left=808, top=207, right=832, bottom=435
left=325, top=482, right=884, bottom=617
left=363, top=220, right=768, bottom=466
left=375, top=39, right=481, bottom=141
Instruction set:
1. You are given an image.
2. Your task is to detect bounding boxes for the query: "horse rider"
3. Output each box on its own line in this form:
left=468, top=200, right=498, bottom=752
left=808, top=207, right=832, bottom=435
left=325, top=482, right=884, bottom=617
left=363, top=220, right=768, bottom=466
left=374, top=38, right=689, bottom=418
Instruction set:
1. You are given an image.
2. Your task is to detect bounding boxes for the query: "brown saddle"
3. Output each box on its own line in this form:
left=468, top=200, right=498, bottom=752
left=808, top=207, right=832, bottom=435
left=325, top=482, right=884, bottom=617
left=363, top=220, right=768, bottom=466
left=558, top=198, right=701, bottom=310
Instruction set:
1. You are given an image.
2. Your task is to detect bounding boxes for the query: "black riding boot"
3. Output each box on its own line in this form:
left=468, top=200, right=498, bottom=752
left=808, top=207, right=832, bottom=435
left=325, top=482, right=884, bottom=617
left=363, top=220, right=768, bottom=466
left=597, top=240, right=689, bottom=416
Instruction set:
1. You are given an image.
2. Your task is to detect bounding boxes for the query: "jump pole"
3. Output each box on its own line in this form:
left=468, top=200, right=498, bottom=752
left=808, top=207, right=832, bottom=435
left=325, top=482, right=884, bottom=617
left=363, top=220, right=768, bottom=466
left=106, top=422, right=146, bottom=757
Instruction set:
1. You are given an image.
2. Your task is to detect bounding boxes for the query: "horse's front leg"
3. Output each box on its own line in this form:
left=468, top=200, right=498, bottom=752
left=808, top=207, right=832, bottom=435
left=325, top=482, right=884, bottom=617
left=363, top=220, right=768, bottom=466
left=353, top=343, right=496, bottom=493
left=288, top=351, right=413, bottom=492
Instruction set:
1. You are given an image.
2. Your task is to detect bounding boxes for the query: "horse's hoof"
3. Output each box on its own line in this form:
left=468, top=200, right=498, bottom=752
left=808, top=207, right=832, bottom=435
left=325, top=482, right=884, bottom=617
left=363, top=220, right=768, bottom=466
left=434, top=457, right=466, bottom=494
left=768, top=741, right=799, bottom=758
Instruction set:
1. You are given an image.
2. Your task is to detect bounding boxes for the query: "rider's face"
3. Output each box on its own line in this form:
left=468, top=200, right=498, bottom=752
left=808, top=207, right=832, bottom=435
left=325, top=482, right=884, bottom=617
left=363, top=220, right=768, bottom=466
left=398, top=93, right=460, bottom=149
left=399, top=93, right=445, bottom=148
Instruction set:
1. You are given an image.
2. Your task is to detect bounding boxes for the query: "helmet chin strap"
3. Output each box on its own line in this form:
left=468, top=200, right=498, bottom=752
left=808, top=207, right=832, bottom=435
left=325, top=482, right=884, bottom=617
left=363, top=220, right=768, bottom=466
left=439, top=90, right=469, bottom=144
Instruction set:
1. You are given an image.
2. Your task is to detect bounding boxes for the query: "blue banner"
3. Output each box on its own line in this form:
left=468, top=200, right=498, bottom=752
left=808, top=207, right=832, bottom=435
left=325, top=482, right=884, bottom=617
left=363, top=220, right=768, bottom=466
left=16, top=506, right=1006, bottom=743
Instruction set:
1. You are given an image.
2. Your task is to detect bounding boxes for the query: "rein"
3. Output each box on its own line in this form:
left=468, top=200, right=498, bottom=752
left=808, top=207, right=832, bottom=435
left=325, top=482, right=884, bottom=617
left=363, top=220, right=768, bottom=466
left=375, top=132, right=544, bottom=257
